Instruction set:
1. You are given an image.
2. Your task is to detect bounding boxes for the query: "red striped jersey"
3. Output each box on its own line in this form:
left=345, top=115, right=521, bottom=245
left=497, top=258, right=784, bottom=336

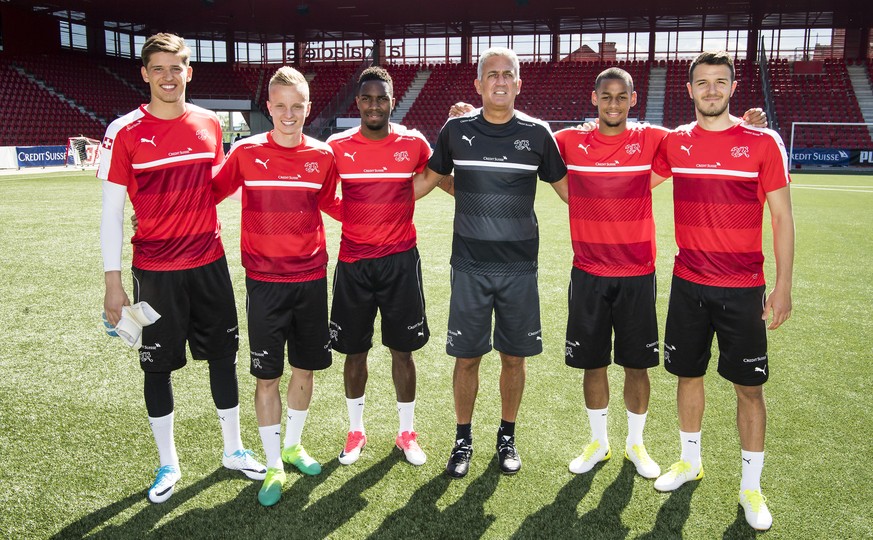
left=327, top=124, right=431, bottom=263
left=652, top=122, right=790, bottom=287
left=212, top=132, right=340, bottom=282
left=555, top=124, right=669, bottom=277
left=97, top=104, right=225, bottom=271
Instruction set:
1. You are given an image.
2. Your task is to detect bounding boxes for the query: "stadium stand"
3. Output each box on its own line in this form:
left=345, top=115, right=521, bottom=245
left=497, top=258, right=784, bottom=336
left=0, top=56, right=106, bottom=146
left=767, top=57, right=872, bottom=148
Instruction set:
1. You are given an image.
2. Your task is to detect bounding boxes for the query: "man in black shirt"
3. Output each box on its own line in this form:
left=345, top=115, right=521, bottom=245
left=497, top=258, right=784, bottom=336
left=415, top=47, right=568, bottom=478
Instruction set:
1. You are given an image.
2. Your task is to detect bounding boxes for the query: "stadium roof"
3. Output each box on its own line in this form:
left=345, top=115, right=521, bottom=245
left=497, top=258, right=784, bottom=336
left=15, top=0, right=873, bottom=42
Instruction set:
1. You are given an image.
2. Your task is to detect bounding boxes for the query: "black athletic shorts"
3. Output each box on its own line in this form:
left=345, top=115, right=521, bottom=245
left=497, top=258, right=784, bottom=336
left=329, top=247, right=429, bottom=354
left=246, top=277, right=332, bottom=379
left=132, top=255, right=239, bottom=372
left=446, top=269, right=542, bottom=358
left=663, top=275, right=769, bottom=386
left=565, top=268, right=659, bottom=370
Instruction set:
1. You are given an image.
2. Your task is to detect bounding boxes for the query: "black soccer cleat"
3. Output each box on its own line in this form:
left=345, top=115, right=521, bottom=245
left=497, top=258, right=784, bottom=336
left=497, top=435, right=521, bottom=475
left=445, top=439, right=473, bottom=478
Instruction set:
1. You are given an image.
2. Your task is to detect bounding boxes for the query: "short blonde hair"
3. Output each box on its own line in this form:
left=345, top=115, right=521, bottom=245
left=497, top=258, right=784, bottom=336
left=269, top=66, right=308, bottom=92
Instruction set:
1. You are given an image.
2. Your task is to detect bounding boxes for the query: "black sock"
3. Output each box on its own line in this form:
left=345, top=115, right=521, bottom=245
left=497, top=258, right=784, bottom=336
left=498, top=419, right=515, bottom=441
left=456, top=423, right=472, bottom=444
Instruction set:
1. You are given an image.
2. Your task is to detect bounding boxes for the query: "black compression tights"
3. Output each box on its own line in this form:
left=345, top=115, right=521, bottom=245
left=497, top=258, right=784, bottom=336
left=208, top=355, right=239, bottom=410
left=143, top=371, right=173, bottom=418
left=143, top=357, right=238, bottom=416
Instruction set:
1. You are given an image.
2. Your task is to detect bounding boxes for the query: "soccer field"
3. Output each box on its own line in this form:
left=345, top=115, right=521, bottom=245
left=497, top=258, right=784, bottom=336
left=1, top=170, right=871, bottom=539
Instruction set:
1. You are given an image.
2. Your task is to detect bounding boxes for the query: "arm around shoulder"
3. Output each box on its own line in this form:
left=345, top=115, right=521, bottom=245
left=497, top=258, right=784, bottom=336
left=414, top=167, right=452, bottom=200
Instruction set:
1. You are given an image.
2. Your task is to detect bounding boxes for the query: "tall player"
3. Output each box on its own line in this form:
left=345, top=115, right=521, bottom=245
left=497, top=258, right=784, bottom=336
left=326, top=67, right=438, bottom=467
left=651, top=51, right=794, bottom=531
left=98, top=33, right=265, bottom=504
left=416, top=47, right=569, bottom=478
left=212, top=66, right=341, bottom=507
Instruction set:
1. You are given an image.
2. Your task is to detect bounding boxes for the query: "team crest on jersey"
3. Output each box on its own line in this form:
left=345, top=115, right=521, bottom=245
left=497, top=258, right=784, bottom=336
left=102, top=136, right=114, bottom=150
left=394, top=150, right=410, bottom=162
left=514, top=139, right=531, bottom=151
left=625, top=143, right=641, bottom=155
left=195, top=128, right=209, bottom=141
left=731, top=146, right=750, bottom=158
left=305, top=162, right=320, bottom=173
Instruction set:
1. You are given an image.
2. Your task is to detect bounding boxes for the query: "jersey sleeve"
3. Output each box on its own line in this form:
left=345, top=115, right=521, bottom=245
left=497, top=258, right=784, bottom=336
left=100, top=180, right=127, bottom=272
left=211, top=147, right=244, bottom=204
left=96, top=127, right=133, bottom=187
left=427, top=121, right=454, bottom=175
left=317, top=156, right=343, bottom=222
left=538, top=127, right=568, bottom=183
left=652, top=135, right=673, bottom=178
left=759, top=131, right=791, bottom=193
left=414, top=133, right=433, bottom=173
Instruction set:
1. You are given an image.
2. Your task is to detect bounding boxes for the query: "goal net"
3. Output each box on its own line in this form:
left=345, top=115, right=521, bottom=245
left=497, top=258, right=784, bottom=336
left=65, top=136, right=102, bottom=167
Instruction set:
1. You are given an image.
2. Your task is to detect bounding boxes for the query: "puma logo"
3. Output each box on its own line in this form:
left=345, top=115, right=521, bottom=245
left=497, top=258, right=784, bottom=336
left=754, top=366, right=767, bottom=376
left=140, top=136, right=157, bottom=147
left=344, top=152, right=357, bottom=161
left=255, top=158, right=269, bottom=169
left=578, top=144, right=591, bottom=154
left=462, top=135, right=475, bottom=146
left=680, top=144, right=693, bottom=156
left=742, top=457, right=752, bottom=465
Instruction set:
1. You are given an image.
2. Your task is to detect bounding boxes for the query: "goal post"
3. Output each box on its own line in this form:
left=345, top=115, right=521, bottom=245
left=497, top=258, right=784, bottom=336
left=788, top=122, right=873, bottom=169
left=65, top=136, right=102, bottom=168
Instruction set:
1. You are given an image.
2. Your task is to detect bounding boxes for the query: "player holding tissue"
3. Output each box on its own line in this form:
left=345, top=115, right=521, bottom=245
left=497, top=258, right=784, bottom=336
left=98, top=33, right=265, bottom=504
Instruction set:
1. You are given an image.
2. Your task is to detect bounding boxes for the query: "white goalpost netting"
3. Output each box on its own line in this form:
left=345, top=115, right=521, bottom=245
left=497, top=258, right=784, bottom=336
left=65, top=136, right=102, bottom=167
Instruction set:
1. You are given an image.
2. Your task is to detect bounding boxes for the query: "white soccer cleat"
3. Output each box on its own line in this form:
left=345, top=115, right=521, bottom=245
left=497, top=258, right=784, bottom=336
left=569, top=440, right=611, bottom=474
left=625, top=443, right=661, bottom=479
left=148, top=464, right=181, bottom=504
left=222, top=449, right=267, bottom=480
left=396, top=431, right=427, bottom=466
left=654, top=460, right=703, bottom=492
left=739, top=489, right=773, bottom=531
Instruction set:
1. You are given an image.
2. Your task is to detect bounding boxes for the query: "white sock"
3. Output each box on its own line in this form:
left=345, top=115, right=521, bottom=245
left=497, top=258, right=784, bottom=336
left=259, top=424, right=283, bottom=470
left=397, top=400, right=416, bottom=434
left=626, top=410, right=647, bottom=447
left=149, top=412, right=179, bottom=468
left=740, top=450, right=764, bottom=492
left=284, top=407, right=309, bottom=448
left=587, top=407, right=608, bottom=445
left=346, top=396, right=365, bottom=433
left=216, top=405, right=243, bottom=454
left=680, top=430, right=702, bottom=469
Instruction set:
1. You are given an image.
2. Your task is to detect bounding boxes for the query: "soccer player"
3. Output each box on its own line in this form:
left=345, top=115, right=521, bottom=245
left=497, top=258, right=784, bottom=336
left=554, top=68, right=668, bottom=480
left=212, top=66, right=341, bottom=507
left=326, top=67, right=437, bottom=467
left=415, top=47, right=569, bottom=478
left=650, top=51, right=794, bottom=532
left=98, top=33, right=265, bottom=505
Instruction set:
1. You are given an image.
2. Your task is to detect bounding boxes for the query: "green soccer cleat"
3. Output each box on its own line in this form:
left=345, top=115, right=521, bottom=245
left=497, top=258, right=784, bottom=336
left=258, top=467, right=287, bottom=507
left=282, top=443, right=322, bottom=475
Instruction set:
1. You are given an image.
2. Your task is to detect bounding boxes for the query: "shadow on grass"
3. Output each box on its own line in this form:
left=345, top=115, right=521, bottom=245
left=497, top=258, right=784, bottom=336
left=52, top=468, right=226, bottom=538
left=723, top=504, right=762, bottom=539
left=510, top=458, right=634, bottom=539
left=636, top=480, right=700, bottom=539
left=368, top=455, right=502, bottom=539
left=52, top=454, right=401, bottom=539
